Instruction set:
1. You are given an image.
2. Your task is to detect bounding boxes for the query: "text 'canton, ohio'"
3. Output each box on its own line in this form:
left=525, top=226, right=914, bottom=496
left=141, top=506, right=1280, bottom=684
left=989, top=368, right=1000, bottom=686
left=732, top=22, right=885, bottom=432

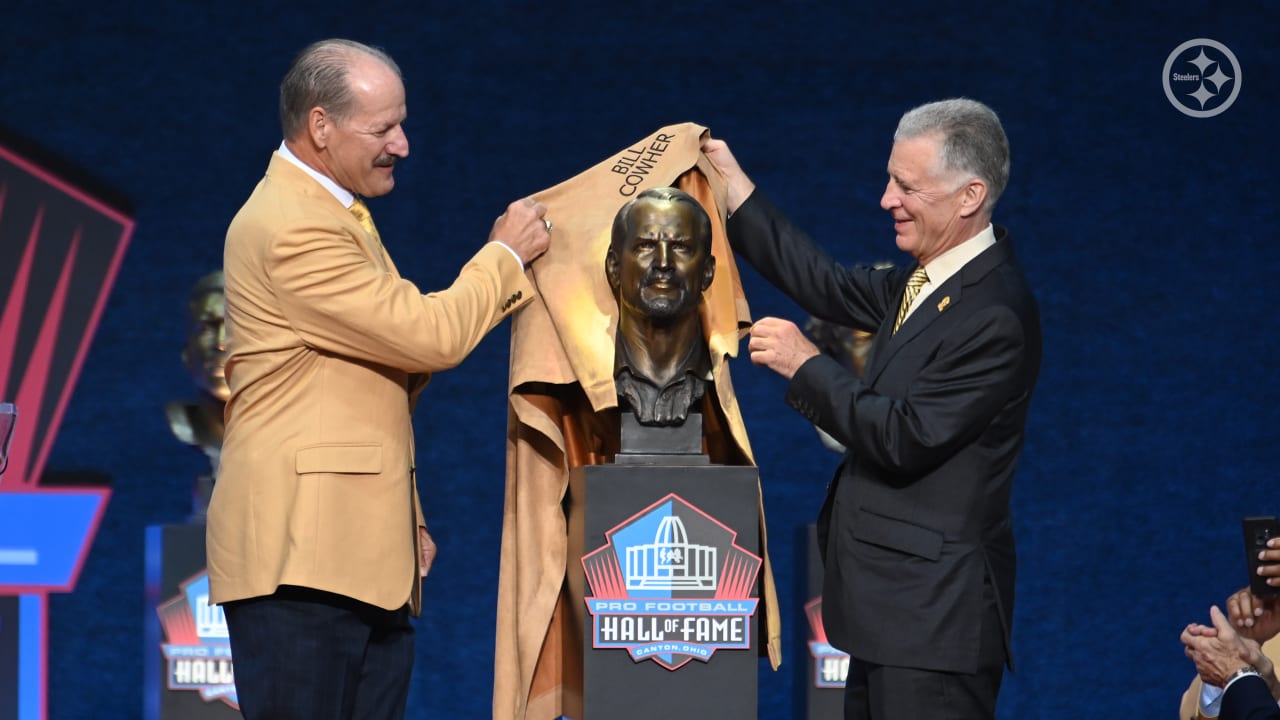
left=611, top=133, right=674, bottom=197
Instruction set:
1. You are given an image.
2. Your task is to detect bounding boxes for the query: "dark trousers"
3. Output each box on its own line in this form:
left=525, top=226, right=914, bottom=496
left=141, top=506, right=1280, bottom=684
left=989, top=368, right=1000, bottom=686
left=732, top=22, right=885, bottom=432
left=843, top=582, right=1006, bottom=720
left=223, top=585, right=415, bottom=720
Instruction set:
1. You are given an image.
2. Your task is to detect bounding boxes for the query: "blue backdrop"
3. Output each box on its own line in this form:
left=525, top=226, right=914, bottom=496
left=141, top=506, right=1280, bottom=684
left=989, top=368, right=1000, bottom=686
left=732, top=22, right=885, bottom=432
left=3, top=1, right=1278, bottom=717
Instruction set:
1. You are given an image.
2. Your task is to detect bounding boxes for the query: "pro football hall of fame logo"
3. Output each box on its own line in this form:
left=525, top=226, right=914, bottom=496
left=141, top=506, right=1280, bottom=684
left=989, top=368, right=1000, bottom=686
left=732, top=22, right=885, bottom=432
left=805, top=596, right=850, bottom=688
left=581, top=493, right=761, bottom=670
left=155, top=571, right=237, bottom=708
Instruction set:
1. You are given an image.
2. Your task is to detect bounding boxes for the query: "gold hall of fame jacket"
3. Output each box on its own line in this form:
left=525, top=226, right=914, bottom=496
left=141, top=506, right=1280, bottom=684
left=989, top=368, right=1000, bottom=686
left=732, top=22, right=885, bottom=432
left=207, top=152, right=533, bottom=615
left=494, top=123, right=782, bottom=720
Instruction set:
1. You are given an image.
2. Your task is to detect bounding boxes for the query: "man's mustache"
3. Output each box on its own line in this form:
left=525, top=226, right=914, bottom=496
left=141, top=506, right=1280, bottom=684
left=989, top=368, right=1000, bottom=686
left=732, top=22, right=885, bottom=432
left=641, top=269, right=680, bottom=288
left=374, top=155, right=397, bottom=168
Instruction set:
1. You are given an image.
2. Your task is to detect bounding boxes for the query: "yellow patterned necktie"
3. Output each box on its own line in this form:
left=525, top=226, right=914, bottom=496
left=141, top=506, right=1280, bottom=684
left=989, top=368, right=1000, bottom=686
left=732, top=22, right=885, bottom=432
left=892, top=266, right=930, bottom=334
left=348, top=197, right=381, bottom=248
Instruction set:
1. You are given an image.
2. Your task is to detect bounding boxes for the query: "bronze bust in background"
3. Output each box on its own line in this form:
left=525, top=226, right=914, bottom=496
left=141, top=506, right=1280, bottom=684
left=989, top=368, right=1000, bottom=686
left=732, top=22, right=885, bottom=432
left=606, top=187, right=716, bottom=427
left=165, top=270, right=228, bottom=519
left=803, top=260, right=891, bottom=452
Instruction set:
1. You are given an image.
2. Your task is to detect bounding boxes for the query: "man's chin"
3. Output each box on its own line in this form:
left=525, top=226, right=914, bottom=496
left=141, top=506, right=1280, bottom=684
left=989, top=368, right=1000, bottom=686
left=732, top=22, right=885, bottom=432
left=637, top=297, right=697, bottom=322
left=365, top=173, right=396, bottom=197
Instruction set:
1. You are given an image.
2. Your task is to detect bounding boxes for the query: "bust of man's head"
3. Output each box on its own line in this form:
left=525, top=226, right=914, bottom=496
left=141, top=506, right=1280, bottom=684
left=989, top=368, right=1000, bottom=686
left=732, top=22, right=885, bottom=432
left=170, top=270, right=229, bottom=520
left=606, top=187, right=715, bottom=325
left=181, top=270, right=229, bottom=402
left=606, top=187, right=716, bottom=427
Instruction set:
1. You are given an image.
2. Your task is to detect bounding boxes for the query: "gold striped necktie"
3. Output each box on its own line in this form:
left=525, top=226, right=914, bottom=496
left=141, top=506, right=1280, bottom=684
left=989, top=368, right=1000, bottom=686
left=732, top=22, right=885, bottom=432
left=892, top=266, right=929, bottom=334
left=348, top=197, right=381, bottom=248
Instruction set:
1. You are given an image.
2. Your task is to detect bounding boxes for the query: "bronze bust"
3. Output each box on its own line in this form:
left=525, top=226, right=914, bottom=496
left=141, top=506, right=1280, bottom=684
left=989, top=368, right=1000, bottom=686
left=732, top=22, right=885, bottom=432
left=166, top=270, right=228, bottom=518
left=606, top=187, right=716, bottom=427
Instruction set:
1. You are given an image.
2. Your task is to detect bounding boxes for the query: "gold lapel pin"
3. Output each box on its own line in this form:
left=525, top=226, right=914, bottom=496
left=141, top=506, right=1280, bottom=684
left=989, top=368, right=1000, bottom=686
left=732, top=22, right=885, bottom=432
left=937, top=296, right=951, bottom=312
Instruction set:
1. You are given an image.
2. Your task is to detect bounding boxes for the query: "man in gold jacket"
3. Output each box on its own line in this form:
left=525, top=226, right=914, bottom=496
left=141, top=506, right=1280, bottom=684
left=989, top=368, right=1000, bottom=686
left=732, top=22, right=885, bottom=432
left=206, top=38, right=550, bottom=720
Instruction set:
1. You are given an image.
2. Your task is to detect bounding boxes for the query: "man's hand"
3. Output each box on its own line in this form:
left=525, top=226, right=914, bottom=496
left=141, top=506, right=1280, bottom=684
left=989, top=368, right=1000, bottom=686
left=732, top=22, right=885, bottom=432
left=491, top=197, right=551, bottom=265
left=419, top=526, right=437, bottom=578
left=748, top=317, right=820, bottom=380
left=1183, top=605, right=1258, bottom=686
left=1228, top=586, right=1280, bottom=642
left=1241, top=633, right=1280, bottom=701
left=700, top=138, right=756, bottom=214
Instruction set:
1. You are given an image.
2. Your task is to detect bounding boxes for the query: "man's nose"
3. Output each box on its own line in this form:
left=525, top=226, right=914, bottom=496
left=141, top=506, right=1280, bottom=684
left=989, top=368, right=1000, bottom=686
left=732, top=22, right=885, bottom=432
left=388, top=125, right=409, bottom=158
left=655, top=241, right=672, bottom=268
left=880, top=180, right=897, bottom=210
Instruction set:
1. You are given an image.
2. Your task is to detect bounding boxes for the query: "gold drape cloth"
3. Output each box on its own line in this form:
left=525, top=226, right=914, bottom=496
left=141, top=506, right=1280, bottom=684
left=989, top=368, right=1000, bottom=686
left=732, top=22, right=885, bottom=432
left=494, top=123, right=782, bottom=720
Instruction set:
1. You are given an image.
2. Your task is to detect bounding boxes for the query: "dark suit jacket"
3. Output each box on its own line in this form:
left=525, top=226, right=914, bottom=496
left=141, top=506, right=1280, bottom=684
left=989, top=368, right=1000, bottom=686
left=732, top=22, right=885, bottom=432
left=727, top=191, right=1041, bottom=674
left=1223, top=674, right=1280, bottom=720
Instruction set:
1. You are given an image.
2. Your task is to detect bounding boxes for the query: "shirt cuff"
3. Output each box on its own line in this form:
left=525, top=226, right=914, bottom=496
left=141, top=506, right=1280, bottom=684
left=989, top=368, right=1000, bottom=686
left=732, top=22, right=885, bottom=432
left=489, top=240, right=524, bottom=267
left=1200, top=680, right=1225, bottom=716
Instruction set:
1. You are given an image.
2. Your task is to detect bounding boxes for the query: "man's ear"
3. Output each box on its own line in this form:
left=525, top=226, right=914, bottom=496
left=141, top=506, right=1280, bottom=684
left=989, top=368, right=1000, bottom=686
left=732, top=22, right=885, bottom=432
left=958, top=178, right=988, bottom=218
left=701, top=254, right=716, bottom=292
left=308, top=107, right=329, bottom=149
left=605, top=248, right=620, bottom=290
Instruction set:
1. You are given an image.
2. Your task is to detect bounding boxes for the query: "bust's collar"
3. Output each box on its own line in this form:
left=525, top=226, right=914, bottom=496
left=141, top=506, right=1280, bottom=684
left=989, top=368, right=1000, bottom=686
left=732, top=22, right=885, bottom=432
left=614, top=333, right=712, bottom=389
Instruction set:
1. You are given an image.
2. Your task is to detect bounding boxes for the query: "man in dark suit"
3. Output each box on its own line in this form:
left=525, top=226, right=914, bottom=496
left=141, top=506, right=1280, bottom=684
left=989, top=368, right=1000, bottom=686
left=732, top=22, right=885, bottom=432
left=702, top=98, right=1041, bottom=719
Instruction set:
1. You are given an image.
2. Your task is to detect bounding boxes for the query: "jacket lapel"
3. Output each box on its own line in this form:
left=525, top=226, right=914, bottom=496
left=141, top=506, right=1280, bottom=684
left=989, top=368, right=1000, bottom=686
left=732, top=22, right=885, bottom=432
left=267, top=152, right=396, bottom=275
left=864, top=273, right=963, bottom=384
left=863, top=232, right=1014, bottom=385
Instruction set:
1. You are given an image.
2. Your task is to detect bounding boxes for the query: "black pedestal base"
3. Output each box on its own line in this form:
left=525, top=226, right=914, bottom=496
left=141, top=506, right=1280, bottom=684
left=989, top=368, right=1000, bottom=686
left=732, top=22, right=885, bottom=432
left=567, top=461, right=761, bottom=719
left=144, top=524, right=240, bottom=719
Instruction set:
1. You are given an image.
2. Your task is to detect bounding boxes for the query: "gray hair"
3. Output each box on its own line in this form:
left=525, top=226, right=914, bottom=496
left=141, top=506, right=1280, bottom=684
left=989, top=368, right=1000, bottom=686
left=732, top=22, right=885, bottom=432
left=894, top=98, right=1010, bottom=214
left=279, top=39, right=401, bottom=140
